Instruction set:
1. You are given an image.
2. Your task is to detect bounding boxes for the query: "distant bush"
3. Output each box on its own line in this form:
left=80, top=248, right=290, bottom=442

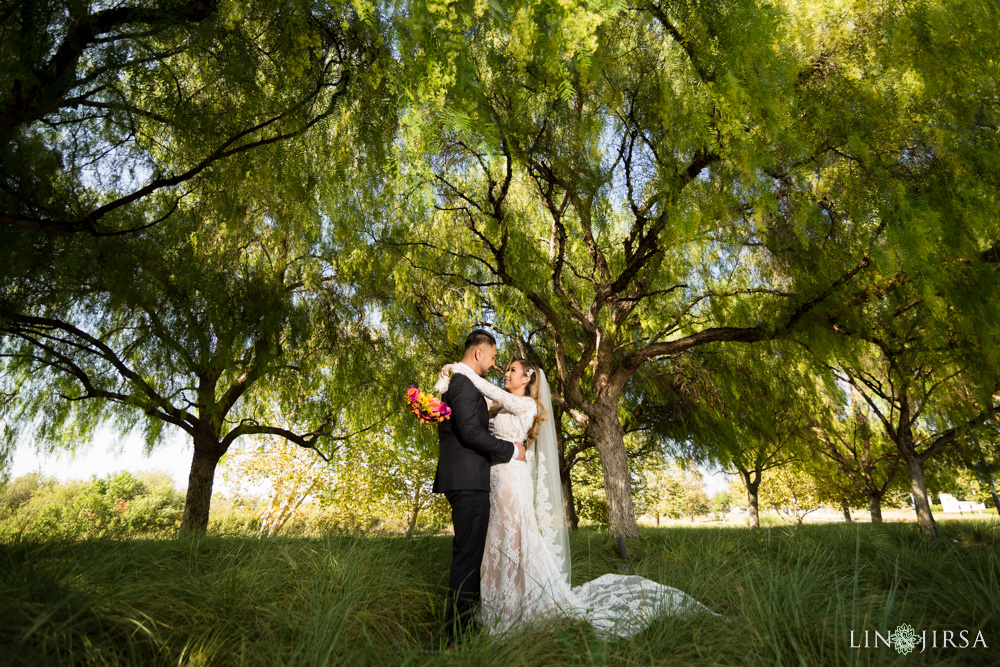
left=0, top=471, right=184, bottom=539
left=574, top=489, right=608, bottom=525
left=207, top=495, right=266, bottom=536
left=0, top=472, right=57, bottom=518
left=1, top=471, right=462, bottom=540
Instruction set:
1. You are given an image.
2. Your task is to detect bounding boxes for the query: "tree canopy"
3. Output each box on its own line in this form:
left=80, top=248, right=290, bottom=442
left=3, top=0, right=1000, bottom=536
left=0, top=0, right=389, bottom=234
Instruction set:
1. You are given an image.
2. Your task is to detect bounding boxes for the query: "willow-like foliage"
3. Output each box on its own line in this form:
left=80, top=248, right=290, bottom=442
left=373, top=0, right=1000, bottom=537
left=0, top=1, right=402, bottom=533
left=0, top=0, right=386, bottom=234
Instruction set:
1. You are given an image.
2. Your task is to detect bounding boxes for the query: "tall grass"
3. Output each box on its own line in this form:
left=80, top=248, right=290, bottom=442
left=1, top=521, right=997, bottom=665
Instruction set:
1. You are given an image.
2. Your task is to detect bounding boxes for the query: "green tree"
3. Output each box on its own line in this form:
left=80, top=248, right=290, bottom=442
left=320, top=426, right=449, bottom=536
left=758, top=463, right=822, bottom=525
left=809, top=388, right=902, bottom=523
left=709, top=491, right=732, bottom=521
left=0, top=470, right=184, bottom=538
left=0, top=472, right=57, bottom=519
left=798, top=0, right=1000, bottom=538
left=655, top=342, right=814, bottom=530
left=220, top=427, right=335, bottom=538
left=0, top=178, right=396, bottom=533
left=640, top=462, right=709, bottom=524
left=944, top=430, right=1000, bottom=511
left=384, top=0, right=1000, bottom=539
left=798, top=454, right=865, bottom=524
left=555, top=380, right=662, bottom=531
left=832, top=330, right=1000, bottom=537
left=0, top=0, right=384, bottom=234
left=0, top=2, right=400, bottom=535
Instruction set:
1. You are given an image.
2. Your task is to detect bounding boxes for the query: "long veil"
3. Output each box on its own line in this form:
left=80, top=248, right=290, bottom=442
left=529, top=369, right=572, bottom=587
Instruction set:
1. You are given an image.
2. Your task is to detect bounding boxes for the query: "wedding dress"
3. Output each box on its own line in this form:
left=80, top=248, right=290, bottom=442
left=446, top=364, right=719, bottom=638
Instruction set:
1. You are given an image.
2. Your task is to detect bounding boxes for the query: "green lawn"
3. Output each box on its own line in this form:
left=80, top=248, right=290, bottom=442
left=1, top=522, right=997, bottom=665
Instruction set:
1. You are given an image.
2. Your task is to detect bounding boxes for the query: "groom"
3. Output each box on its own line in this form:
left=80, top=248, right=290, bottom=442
left=434, top=329, right=525, bottom=641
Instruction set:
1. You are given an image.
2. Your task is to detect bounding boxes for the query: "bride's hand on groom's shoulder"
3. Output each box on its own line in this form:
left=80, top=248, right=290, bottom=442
left=439, top=363, right=455, bottom=379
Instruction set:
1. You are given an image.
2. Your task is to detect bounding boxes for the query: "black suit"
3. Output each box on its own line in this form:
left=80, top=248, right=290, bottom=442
left=434, top=372, right=515, bottom=638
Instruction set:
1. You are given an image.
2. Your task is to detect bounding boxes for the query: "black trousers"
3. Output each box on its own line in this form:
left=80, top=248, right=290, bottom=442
left=443, top=489, right=490, bottom=638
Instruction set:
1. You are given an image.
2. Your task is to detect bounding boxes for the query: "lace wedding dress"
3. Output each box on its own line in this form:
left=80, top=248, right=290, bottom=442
left=447, top=364, right=719, bottom=638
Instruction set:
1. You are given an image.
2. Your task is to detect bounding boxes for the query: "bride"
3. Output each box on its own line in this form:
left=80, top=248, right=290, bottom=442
left=437, top=357, right=719, bottom=637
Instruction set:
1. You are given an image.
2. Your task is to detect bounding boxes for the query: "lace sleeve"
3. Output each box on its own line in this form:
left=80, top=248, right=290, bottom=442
left=451, top=365, right=535, bottom=415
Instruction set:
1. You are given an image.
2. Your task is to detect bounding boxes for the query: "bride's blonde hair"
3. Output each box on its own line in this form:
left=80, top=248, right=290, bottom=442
left=489, top=358, right=548, bottom=446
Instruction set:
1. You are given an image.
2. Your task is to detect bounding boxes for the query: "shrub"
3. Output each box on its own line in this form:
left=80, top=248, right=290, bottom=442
left=0, top=471, right=183, bottom=539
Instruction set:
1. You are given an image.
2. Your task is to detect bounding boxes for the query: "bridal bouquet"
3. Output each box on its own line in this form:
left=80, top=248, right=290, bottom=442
left=405, top=385, right=452, bottom=423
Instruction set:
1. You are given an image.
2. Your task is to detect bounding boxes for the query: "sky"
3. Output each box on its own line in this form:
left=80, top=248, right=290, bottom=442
left=9, top=427, right=194, bottom=490
left=8, top=428, right=733, bottom=497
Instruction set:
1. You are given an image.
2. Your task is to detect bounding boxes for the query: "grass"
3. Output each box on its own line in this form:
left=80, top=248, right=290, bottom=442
left=1, top=522, right=997, bottom=666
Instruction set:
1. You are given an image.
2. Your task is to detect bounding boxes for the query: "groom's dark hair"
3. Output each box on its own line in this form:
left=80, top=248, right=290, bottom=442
left=464, top=329, right=497, bottom=350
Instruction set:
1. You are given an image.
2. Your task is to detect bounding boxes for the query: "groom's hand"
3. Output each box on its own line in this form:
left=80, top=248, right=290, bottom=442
left=513, top=442, right=526, bottom=462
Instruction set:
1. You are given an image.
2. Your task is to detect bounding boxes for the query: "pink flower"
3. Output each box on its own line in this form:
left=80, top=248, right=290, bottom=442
left=405, top=384, right=452, bottom=423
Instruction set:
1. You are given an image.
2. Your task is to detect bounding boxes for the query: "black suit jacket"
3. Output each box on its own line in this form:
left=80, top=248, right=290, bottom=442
left=434, top=373, right=515, bottom=493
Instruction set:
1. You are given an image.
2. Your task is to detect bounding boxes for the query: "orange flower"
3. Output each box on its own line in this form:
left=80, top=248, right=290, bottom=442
left=405, top=385, right=452, bottom=423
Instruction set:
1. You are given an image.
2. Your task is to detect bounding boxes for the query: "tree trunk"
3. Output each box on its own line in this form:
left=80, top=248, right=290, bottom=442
left=181, top=443, right=223, bottom=535
left=269, top=491, right=312, bottom=538
left=561, top=469, right=580, bottom=531
left=554, top=410, right=580, bottom=531
left=904, top=454, right=938, bottom=538
left=404, top=486, right=421, bottom=538
left=591, top=411, right=641, bottom=539
left=746, top=484, right=760, bottom=530
left=987, top=474, right=1000, bottom=513
left=267, top=497, right=295, bottom=538
left=867, top=493, right=883, bottom=523
left=978, top=456, right=1000, bottom=511
left=259, top=489, right=282, bottom=537
left=841, top=499, right=852, bottom=523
